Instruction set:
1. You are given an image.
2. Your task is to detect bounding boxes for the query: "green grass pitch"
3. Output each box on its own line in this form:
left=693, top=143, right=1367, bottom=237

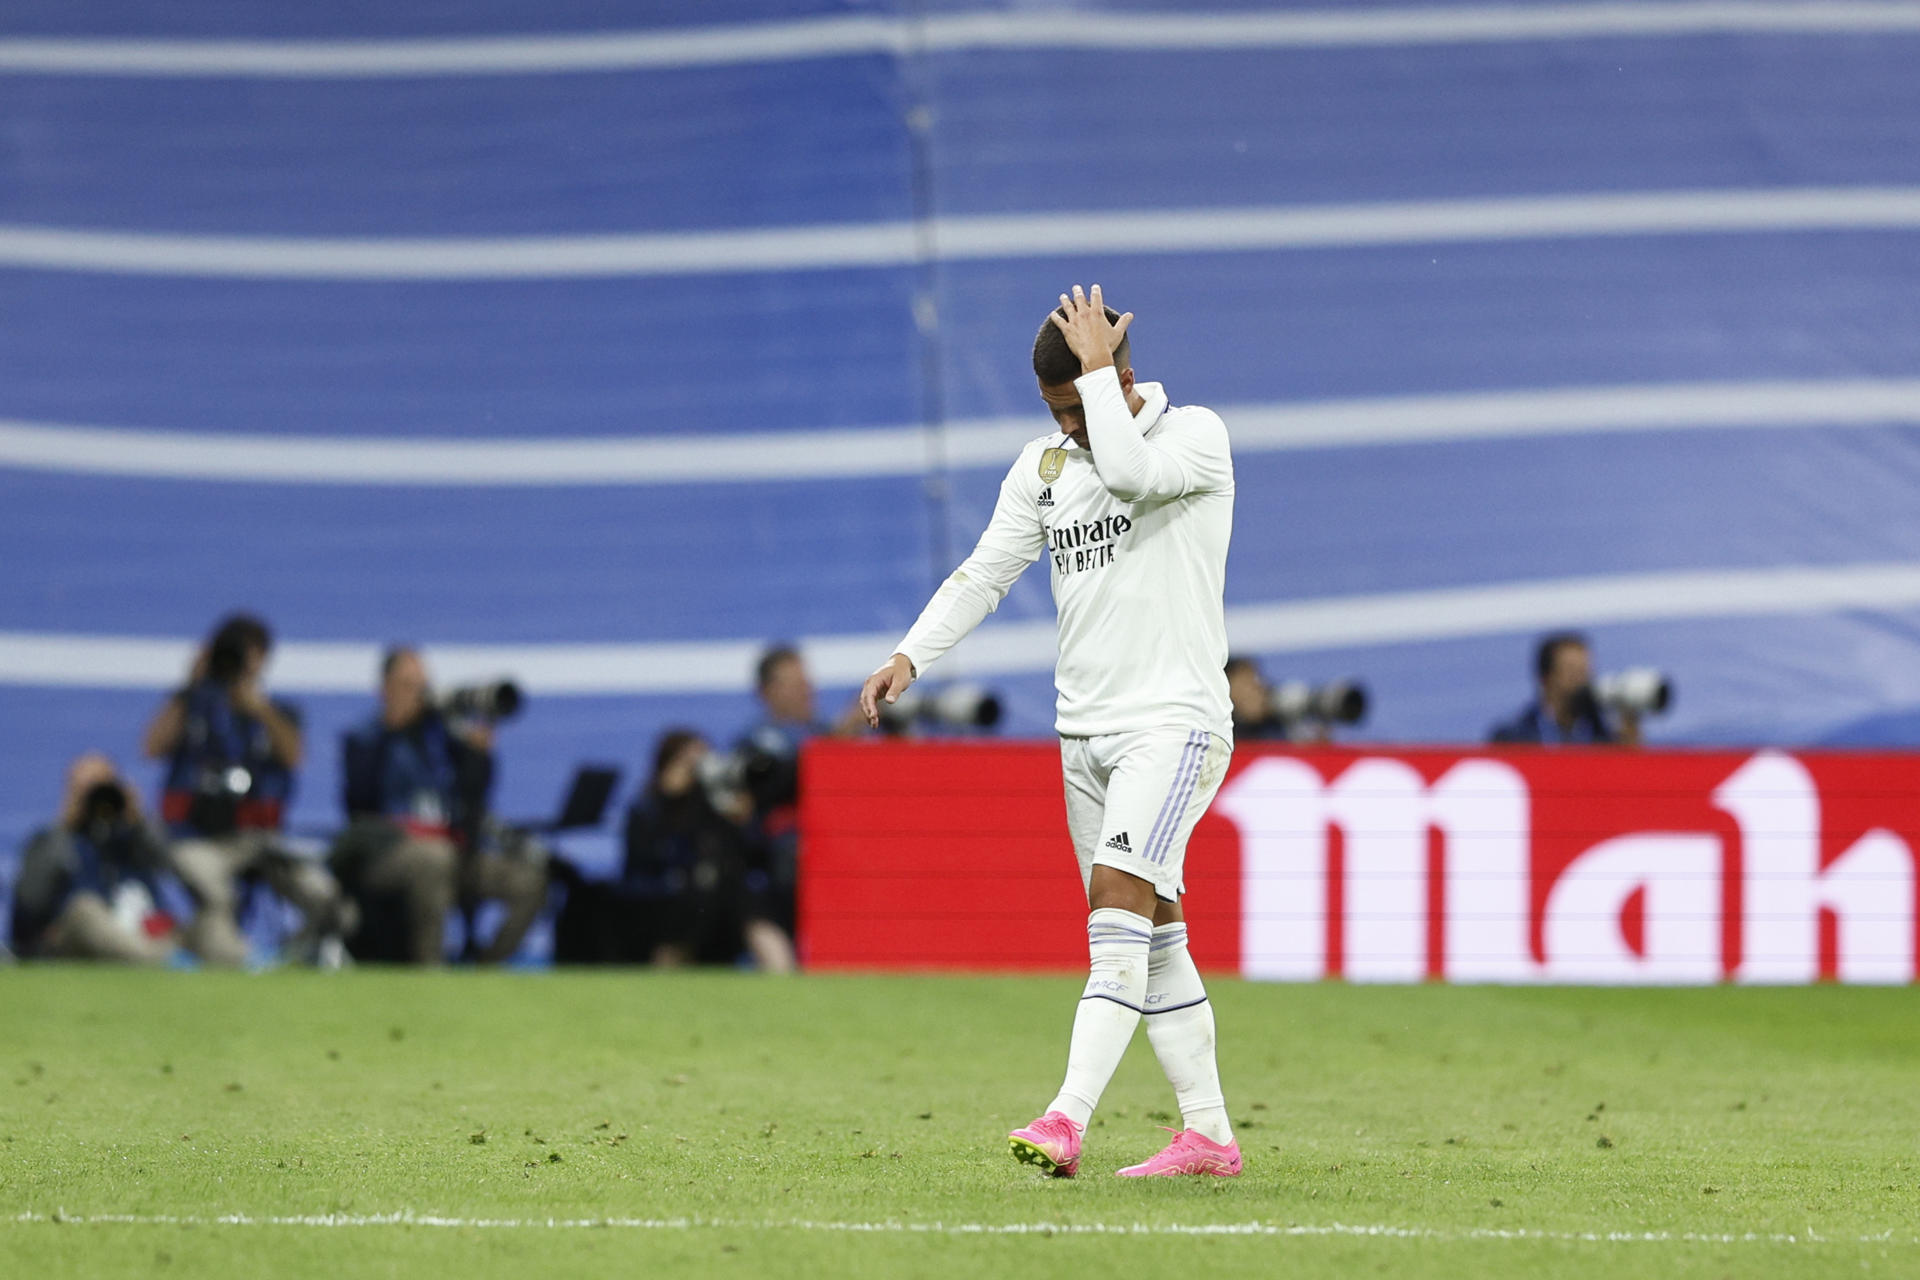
left=3, top=969, right=1918, bottom=1278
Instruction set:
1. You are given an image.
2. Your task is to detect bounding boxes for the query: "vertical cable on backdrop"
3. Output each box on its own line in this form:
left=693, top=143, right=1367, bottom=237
left=902, top=4, right=955, bottom=590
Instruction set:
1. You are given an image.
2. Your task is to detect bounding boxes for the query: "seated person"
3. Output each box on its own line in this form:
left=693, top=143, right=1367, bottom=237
left=1489, top=631, right=1642, bottom=746
left=143, top=612, right=351, bottom=965
left=11, top=754, right=178, bottom=964
left=624, top=729, right=794, bottom=973
left=332, top=647, right=546, bottom=965
left=737, top=645, right=866, bottom=930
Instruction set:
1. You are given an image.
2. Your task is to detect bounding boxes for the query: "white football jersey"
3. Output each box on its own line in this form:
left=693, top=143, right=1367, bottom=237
left=893, top=368, right=1235, bottom=739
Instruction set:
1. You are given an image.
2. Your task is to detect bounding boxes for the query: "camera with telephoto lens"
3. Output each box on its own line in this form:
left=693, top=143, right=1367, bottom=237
left=695, top=739, right=791, bottom=814
left=876, top=684, right=1003, bottom=735
left=205, top=629, right=252, bottom=686
left=1268, top=679, right=1369, bottom=727
left=77, top=778, right=136, bottom=846
left=1593, top=668, right=1673, bottom=716
left=437, top=679, right=524, bottom=723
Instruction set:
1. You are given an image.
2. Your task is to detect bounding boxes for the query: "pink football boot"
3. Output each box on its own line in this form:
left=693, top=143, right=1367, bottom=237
left=1008, top=1110, right=1084, bottom=1177
left=1116, top=1128, right=1242, bottom=1177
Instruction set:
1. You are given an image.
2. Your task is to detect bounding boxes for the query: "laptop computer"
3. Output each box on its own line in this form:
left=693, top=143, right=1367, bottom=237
left=520, top=764, right=620, bottom=833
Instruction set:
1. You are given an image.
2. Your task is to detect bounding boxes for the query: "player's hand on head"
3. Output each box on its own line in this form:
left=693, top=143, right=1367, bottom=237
left=859, top=654, right=916, bottom=729
left=1047, top=283, right=1133, bottom=372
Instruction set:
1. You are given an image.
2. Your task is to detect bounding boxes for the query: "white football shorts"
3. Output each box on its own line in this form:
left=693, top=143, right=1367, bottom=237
left=1060, top=727, right=1233, bottom=903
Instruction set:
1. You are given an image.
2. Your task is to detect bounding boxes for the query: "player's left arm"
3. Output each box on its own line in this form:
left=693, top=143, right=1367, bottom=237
left=1077, top=368, right=1231, bottom=502
left=1051, top=283, right=1230, bottom=503
left=859, top=451, right=1047, bottom=727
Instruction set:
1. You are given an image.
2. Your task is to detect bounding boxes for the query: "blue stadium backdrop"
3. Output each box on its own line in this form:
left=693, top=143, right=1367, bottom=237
left=5, top=1, right=1920, bottom=934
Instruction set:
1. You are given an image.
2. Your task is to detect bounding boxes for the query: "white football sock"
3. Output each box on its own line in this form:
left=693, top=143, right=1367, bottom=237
left=1046, top=907, right=1153, bottom=1126
left=1144, top=922, right=1234, bottom=1145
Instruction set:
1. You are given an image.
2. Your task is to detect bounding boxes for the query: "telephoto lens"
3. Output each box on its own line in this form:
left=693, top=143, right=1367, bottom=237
left=1594, top=668, right=1673, bottom=715
left=1269, top=679, right=1369, bottom=726
left=876, top=684, right=1004, bottom=734
left=438, top=679, right=524, bottom=722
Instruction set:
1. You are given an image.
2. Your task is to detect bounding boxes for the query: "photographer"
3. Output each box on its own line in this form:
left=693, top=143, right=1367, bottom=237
left=623, top=729, right=794, bottom=972
left=737, top=645, right=866, bottom=930
left=142, top=613, right=350, bottom=965
left=1225, top=655, right=1298, bottom=742
left=1224, top=656, right=1367, bottom=745
left=332, top=647, right=546, bottom=965
left=1489, top=631, right=1644, bottom=747
left=10, top=754, right=178, bottom=963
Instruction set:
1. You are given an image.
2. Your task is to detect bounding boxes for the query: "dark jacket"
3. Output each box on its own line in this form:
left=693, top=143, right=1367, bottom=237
left=341, top=711, right=492, bottom=844
left=623, top=788, right=769, bottom=898
left=1489, top=697, right=1616, bottom=745
left=623, top=787, right=777, bottom=961
left=161, top=680, right=299, bottom=835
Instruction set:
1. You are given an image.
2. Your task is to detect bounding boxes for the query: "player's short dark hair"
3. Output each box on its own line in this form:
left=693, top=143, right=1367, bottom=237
left=1224, top=655, right=1261, bottom=680
left=1032, top=304, right=1130, bottom=385
left=1535, top=631, right=1590, bottom=682
left=756, top=644, right=801, bottom=691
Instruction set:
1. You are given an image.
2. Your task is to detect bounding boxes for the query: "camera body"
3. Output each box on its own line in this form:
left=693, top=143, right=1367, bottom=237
left=1593, top=668, right=1674, bottom=716
left=75, top=778, right=138, bottom=848
left=437, top=679, right=524, bottom=723
left=1267, top=679, right=1369, bottom=727
left=696, top=739, right=793, bottom=814
left=205, top=631, right=252, bottom=686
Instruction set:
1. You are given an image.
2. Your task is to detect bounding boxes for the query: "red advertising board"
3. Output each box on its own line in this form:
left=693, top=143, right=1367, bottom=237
left=799, top=740, right=1920, bottom=983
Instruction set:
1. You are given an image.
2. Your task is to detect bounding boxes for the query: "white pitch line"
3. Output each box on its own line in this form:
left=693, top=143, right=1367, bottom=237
left=4, top=563, right=1920, bottom=694
left=5, top=188, right=1920, bottom=280
left=7, top=1210, right=1914, bottom=1243
left=4, top=378, right=1920, bottom=487
left=1, top=4, right=1919, bottom=77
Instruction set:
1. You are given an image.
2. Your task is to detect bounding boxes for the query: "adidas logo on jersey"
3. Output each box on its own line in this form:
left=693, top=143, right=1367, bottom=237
left=1103, top=831, right=1132, bottom=853
left=1037, top=486, right=1054, bottom=508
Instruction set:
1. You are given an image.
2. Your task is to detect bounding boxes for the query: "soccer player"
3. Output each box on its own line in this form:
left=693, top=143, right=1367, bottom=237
left=859, top=285, right=1240, bottom=1178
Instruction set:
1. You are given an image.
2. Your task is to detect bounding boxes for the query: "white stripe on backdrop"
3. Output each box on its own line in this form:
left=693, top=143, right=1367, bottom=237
left=6, top=563, right=1920, bottom=694
left=3, top=380, right=1918, bottom=486
left=5, top=189, right=1920, bottom=279
left=1, top=4, right=1918, bottom=77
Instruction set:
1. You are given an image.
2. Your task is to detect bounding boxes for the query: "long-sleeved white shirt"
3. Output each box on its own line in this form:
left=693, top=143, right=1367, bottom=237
left=893, top=367, right=1235, bottom=738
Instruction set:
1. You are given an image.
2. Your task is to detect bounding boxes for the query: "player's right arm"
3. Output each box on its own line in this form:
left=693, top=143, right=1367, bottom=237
left=860, top=451, right=1046, bottom=727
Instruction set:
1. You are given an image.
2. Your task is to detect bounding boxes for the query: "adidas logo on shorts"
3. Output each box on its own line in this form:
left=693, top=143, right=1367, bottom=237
left=1103, top=831, right=1132, bottom=854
